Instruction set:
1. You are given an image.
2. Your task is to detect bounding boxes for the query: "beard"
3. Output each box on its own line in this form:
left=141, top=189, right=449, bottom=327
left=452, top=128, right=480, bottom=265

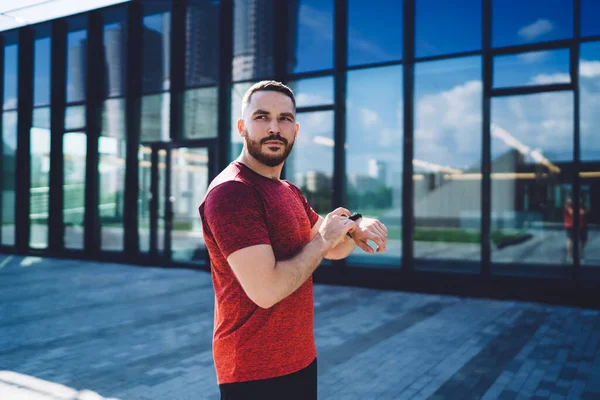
left=245, top=131, right=295, bottom=167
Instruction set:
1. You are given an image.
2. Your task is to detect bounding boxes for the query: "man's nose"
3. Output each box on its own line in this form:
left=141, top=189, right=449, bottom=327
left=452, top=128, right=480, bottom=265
left=268, top=119, right=280, bottom=134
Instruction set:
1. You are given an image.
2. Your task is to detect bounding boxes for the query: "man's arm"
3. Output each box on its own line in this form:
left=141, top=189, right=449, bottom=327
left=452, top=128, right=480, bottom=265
left=226, top=208, right=356, bottom=309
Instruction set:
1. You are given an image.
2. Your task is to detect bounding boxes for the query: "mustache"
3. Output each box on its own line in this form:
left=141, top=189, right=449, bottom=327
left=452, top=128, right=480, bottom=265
left=260, top=135, right=288, bottom=145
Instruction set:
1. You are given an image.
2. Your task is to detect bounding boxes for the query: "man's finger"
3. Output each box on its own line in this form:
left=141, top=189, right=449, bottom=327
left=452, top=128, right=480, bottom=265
left=366, top=231, right=386, bottom=251
left=357, top=241, right=374, bottom=254
left=330, top=207, right=351, bottom=217
left=377, top=221, right=388, bottom=235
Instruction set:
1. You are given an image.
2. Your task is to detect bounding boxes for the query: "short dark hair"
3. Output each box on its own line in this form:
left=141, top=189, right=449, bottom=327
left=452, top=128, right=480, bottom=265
left=241, top=80, right=296, bottom=115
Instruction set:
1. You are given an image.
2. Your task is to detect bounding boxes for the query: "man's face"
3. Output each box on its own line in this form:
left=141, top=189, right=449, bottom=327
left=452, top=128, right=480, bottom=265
left=239, top=91, right=299, bottom=167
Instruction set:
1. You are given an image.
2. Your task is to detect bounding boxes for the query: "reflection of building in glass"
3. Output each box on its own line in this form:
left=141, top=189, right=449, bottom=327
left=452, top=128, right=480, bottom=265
left=368, top=159, right=387, bottom=185
left=103, top=24, right=126, bottom=97
left=185, top=2, right=220, bottom=86
left=142, top=14, right=170, bottom=92
left=305, top=171, right=331, bottom=192
left=68, top=37, right=87, bottom=101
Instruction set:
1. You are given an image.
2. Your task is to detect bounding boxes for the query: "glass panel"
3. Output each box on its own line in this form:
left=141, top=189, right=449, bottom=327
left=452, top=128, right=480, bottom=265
left=3, top=42, right=18, bottom=110
left=65, top=105, right=86, bottom=131
left=101, top=98, right=125, bottom=138
left=414, top=57, right=482, bottom=268
left=230, top=82, right=253, bottom=161
left=103, top=19, right=127, bottom=98
left=491, top=92, right=573, bottom=266
left=171, top=147, right=209, bottom=263
left=183, top=87, right=218, bottom=139
left=66, top=28, right=87, bottom=103
left=1, top=111, right=17, bottom=246
left=99, top=99, right=126, bottom=251
left=415, top=0, right=481, bottom=58
left=138, top=145, right=152, bottom=253
left=346, top=66, right=402, bottom=266
left=348, top=0, right=402, bottom=66
left=30, top=108, right=51, bottom=249
left=232, top=0, right=274, bottom=81
left=492, top=0, right=573, bottom=48
left=63, top=132, right=87, bottom=250
left=33, top=36, right=51, bottom=106
left=288, top=0, right=334, bottom=73
left=288, top=76, right=334, bottom=108
left=185, top=0, right=220, bottom=87
left=581, top=0, right=600, bottom=37
left=286, top=111, right=334, bottom=215
left=157, top=149, right=167, bottom=254
left=580, top=42, right=600, bottom=266
left=493, top=49, right=570, bottom=88
left=140, top=93, right=170, bottom=142
left=142, top=3, right=171, bottom=93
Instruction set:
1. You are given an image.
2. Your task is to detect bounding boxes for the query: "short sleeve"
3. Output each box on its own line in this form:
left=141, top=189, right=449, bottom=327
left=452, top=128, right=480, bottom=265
left=288, top=183, right=320, bottom=227
left=203, top=181, right=271, bottom=258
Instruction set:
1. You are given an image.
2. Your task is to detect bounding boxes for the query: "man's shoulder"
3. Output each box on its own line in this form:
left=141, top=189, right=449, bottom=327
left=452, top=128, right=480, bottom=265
left=202, top=164, right=260, bottom=207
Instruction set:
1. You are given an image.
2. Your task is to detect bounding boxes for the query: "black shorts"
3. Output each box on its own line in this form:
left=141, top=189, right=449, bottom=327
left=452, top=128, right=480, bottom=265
left=566, top=228, right=588, bottom=242
left=219, top=358, right=317, bottom=400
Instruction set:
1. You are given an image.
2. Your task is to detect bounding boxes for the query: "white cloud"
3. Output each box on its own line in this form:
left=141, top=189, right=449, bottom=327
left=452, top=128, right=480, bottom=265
left=298, top=4, right=333, bottom=41
left=580, top=60, right=600, bottom=78
left=295, top=93, right=330, bottom=108
left=529, top=73, right=570, bottom=85
left=359, top=108, right=379, bottom=127
left=518, top=19, right=554, bottom=40
left=518, top=51, right=549, bottom=64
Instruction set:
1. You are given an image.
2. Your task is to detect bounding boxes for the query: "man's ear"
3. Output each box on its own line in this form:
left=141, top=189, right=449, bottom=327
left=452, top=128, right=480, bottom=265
left=237, top=119, right=245, bottom=137
left=294, top=122, right=300, bottom=141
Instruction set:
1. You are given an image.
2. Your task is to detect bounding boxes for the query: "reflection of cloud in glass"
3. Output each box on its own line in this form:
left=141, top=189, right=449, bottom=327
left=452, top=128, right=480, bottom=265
left=518, top=18, right=554, bottom=40
left=298, top=3, right=332, bottom=41
left=517, top=51, right=549, bottom=64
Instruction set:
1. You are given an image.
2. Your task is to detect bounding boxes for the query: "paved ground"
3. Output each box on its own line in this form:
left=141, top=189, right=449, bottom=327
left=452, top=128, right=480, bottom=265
left=0, top=254, right=599, bottom=400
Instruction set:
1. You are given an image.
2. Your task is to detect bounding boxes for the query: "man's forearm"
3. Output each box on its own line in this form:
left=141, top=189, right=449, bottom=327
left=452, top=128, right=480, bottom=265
left=268, top=233, right=330, bottom=307
left=325, top=235, right=356, bottom=260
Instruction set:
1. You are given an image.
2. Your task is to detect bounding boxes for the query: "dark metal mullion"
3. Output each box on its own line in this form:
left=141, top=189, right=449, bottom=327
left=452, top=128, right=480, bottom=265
left=347, top=59, right=404, bottom=72
left=401, top=0, right=415, bottom=272
left=296, top=105, right=334, bottom=113
left=481, top=0, right=492, bottom=277
left=572, top=0, right=581, bottom=277
left=149, top=146, right=158, bottom=254
left=491, top=83, right=574, bottom=97
left=217, top=0, right=233, bottom=172
left=164, top=144, right=172, bottom=259
left=414, top=49, right=483, bottom=63
left=0, top=35, right=4, bottom=245
left=123, top=0, right=142, bottom=257
left=15, top=27, right=34, bottom=252
left=84, top=11, right=103, bottom=256
left=490, top=38, right=573, bottom=56
left=581, top=35, right=600, bottom=43
left=49, top=20, right=67, bottom=252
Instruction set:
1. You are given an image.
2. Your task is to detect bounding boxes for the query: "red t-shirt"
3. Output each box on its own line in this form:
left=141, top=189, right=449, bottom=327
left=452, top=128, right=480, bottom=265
left=199, top=161, right=320, bottom=384
left=564, top=204, right=588, bottom=229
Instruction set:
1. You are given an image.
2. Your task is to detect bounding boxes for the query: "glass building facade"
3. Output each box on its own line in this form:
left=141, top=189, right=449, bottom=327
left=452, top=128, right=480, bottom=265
left=0, top=0, right=598, bottom=301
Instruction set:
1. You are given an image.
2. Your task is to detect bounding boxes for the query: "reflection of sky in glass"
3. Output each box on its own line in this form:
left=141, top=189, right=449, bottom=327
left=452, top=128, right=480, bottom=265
left=415, top=0, right=481, bottom=58
left=580, top=42, right=600, bottom=162
left=492, top=0, right=573, bottom=48
left=66, top=30, right=87, bottom=103
left=415, top=57, right=481, bottom=170
left=347, top=0, right=402, bottom=65
left=493, top=49, right=570, bottom=88
left=581, top=0, right=600, bottom=37
left=34, top=37, right=51, bottom=106
left=2, top=111, right=18, bottom=151
left=3, top=44, right=18, bottom=110
left=290, top=0, right=333, bottom=73
left=288, top=76, right=334, bottom=108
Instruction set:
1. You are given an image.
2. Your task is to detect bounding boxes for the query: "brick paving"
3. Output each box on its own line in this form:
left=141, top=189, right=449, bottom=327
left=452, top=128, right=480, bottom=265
left=0, top=254, right=599, bottom=399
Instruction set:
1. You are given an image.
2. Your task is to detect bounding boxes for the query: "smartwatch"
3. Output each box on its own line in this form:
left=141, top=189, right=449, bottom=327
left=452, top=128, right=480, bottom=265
left=344, top=213, right=362, bottom=237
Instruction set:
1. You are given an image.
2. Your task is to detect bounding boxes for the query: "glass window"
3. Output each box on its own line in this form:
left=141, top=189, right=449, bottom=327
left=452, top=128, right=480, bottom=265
left=414, top=57, right=482, bottom=268
left=415, top=0, right=481, bottom=58
left=100, top=99, right=126, bottom=252
left=66, top=28, right=87, bottom=103
left=30, top=108, right=51, bottom=249
left=140, top=93, right=170, bottom=142
left=103, top=15, right=127, bottom=98
left=3, top=41, right=18, bottom=110
left=581, top=0, right=600, bottom=37
left=142, top=2, right=171, bottom=93
left=183, top=87, right=218, bottom=139
left=33, top=35, right=51, bottom=106
left=491, top=92, right=573, bottom=266
left=288, top=76, right=334, bottom=108
left=492, top=0, right=573, bottom=48
left=288, top=0, right=334, bottom=74
left=1, top=111, right=17, bottom=246
left=493, top=49, right=570, bottom=88
left=348, top=0, right=402, bottom=66
left=232, top=0, right=274, bottom=81
left=171, top=147, right=210, bottom=263
left=346, top=66, right=403, bottom=265
left=286, top=111, right=334, bottom=215
left=230, top=82, right=253, bottom=161
left=65, top=105, right=86, bottom=131
left=138, top=145, right=152, bottom=253
left=63, top=132, right=87, bottom=250
left=580, top=42, right=600, bottom=267
left=185, top=0, right=220, bottom=87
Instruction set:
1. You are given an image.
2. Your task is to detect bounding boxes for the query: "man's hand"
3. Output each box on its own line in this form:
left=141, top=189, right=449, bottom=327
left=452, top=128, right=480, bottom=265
left=351, top=217, right=388, bottom=254
left=318, top=208, right=357, bottom=249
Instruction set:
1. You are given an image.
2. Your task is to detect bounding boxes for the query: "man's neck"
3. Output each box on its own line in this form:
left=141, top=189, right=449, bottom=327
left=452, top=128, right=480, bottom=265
left=237, top=151, right=283, bottom=180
